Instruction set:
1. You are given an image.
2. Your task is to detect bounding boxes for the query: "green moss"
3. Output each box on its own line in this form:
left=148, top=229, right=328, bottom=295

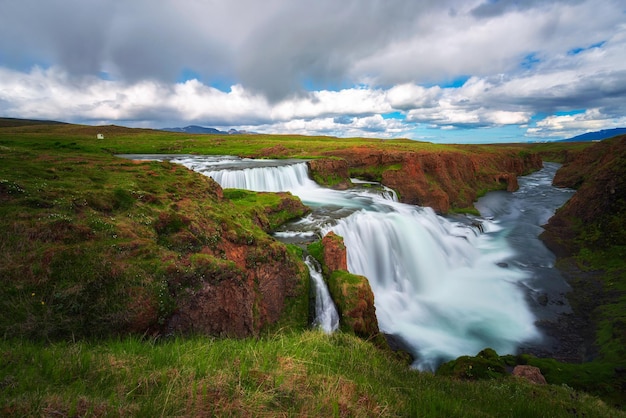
left=437, top=348, right=508, bottom=381
left=224, top=189, right=309, bottom=231
left=348, top=164, right=402, bottom=183
left=306, top=241, right=324, bottom=264
left=326, top=270, right=379, bottom=339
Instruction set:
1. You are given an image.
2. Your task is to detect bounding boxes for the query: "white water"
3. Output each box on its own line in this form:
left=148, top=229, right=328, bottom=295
left=168, top=155, right=542, bottom=370
left=305, top=256, right=340, bottom=334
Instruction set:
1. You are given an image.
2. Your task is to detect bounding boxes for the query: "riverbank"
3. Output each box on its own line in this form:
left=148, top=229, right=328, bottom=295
left=537, top=136, right=626, bottom=406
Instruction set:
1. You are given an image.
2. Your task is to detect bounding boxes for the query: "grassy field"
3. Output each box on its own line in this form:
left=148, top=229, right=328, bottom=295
left=1, top=119, right=624, bottom=416
left=2, top=332, right=622, bottom=417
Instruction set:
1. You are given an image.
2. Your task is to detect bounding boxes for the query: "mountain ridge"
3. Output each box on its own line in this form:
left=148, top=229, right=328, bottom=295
left=161, top=125, right=252, bottom=135
left=560, top=127, right=626, bottom=142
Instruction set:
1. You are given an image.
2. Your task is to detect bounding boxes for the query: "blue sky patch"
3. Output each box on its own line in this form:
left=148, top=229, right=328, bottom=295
left=98, top=71, right=114, bottom=81
left=177, top=68, right=203, bottom=83
left=568, top=40, right=606, bottom=55
left=429, top=75, right=470, bottom=89
left=520, top=53, right=541, bottom=70
left=382, top=111, right=406, bottom=120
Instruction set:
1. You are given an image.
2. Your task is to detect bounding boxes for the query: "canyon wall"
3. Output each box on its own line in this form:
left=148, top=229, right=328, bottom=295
left=541, top=136, right=626, bottom=256
left=308, top=147, right=542, bottom=213
left=163, top=192, right=311, bottom=338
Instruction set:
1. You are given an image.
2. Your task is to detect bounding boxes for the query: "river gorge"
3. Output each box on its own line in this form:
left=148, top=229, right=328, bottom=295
left=124, top=154, right=574, bottom=370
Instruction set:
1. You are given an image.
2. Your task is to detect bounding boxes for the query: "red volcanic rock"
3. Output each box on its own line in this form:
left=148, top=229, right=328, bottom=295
left=320, top=232, right=381, bottom=340
left=512, top=365, right=547, bottom=385
left=307, top=158, right=352, bottom=189
left=494, top=173, right=519, bottom=192
left=168, top=278, right=255, bottom=337
left=167, top=240, right=306, bottom=337
left=321, top=231, right=348, bottom=272
left=331, top=271, right=380, bottom=338
left=319, top=147, right=542, bottom=213
left=542, top=136, right=626, bottom=256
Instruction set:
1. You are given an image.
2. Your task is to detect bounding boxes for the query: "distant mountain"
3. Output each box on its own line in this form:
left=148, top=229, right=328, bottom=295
left=161, top=125, right=252, bottom=135
left=0, top=117, right=68, bottom=128
left=161, top=125, right=225, bottom=134
left=560, top=127, right=626, bottom=142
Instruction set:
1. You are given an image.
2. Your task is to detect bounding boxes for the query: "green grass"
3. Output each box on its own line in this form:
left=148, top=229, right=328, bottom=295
left=1, top=333, right=623, bottom=417
left=223, top=189, right=310, bottom=232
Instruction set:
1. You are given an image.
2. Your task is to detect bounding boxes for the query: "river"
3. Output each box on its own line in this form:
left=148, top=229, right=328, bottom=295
left=120, top=155, right=574, bottom=370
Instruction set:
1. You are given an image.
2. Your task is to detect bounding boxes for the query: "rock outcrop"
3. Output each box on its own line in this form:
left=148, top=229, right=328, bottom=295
left=321, top=231, right=347, bottom=272
left=512, top=365, right=547, bottom=385
left=164, top=201, right=309, bottom=337
left=307, top=159, right=352, bottom=189
left=319, top=232, right=380, bottom=340
left=311, top=147, right=542, bottom=213
left=167, top=241, right=307, bottom=337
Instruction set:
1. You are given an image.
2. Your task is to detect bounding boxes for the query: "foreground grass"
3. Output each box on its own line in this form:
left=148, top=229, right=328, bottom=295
left=1, top=331, right=622, bottom=417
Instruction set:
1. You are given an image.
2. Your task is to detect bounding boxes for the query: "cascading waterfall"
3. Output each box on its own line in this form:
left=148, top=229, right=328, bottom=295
left=325, top=207, right=537, bottom=370
left=172, top=156, right=317, bottom=192
left=165, top=155, right=559, bottom=370
left=305, top=256, right=340, bottom=334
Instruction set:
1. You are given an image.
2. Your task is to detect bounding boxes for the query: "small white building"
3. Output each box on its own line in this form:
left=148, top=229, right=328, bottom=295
left=97, top=133, right=104, bottom=139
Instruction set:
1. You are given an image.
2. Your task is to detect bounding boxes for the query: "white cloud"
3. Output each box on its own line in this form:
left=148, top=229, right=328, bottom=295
left=270, top=88, right=391, bottom=121
left=386, top=84, right=442, bottom=110
left=1, top=0, right=625, bottom=142
left=528, top=109, right=626, bottom=138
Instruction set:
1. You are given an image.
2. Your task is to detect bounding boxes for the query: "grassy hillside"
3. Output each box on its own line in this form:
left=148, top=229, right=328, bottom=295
left=0, top=122, right=312, bottom=340
left=1, top=120, right=624, bottom=416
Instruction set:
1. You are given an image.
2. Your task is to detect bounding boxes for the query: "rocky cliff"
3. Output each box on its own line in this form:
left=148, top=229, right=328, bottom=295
left=308, top=147, right=542, bottom=213
left=317, top=232, right=380, bottom=340
left=542, top=136, right=626, bottom=256
left=153, top=187, right=311, bottom=338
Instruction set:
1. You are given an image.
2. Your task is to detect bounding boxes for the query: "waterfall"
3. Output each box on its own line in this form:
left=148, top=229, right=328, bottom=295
left=171, top=156, right=316, bottom=192
left=305, top=256, right=339, bottom=334
left=166, top=155, right=545, bottom=370
left=324, top=207, right=537, bottom=370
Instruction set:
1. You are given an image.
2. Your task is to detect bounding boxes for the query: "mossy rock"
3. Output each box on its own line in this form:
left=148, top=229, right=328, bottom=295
left=327, top=270, right=379, bottom=339
left=436, top=348, right=508, bottom=380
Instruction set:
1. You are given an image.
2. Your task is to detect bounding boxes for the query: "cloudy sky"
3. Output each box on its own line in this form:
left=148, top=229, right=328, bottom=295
left=1, top=0, right=625, bottom=143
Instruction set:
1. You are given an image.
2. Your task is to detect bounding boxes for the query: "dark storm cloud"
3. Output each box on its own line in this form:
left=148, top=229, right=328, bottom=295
left=0, top=0, right=444, bottom=99
left=0, top=0, right=231, bottom=81
left=235, top=0, right=441, bottom=101
left=0, top=0, right=113, bottom=74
